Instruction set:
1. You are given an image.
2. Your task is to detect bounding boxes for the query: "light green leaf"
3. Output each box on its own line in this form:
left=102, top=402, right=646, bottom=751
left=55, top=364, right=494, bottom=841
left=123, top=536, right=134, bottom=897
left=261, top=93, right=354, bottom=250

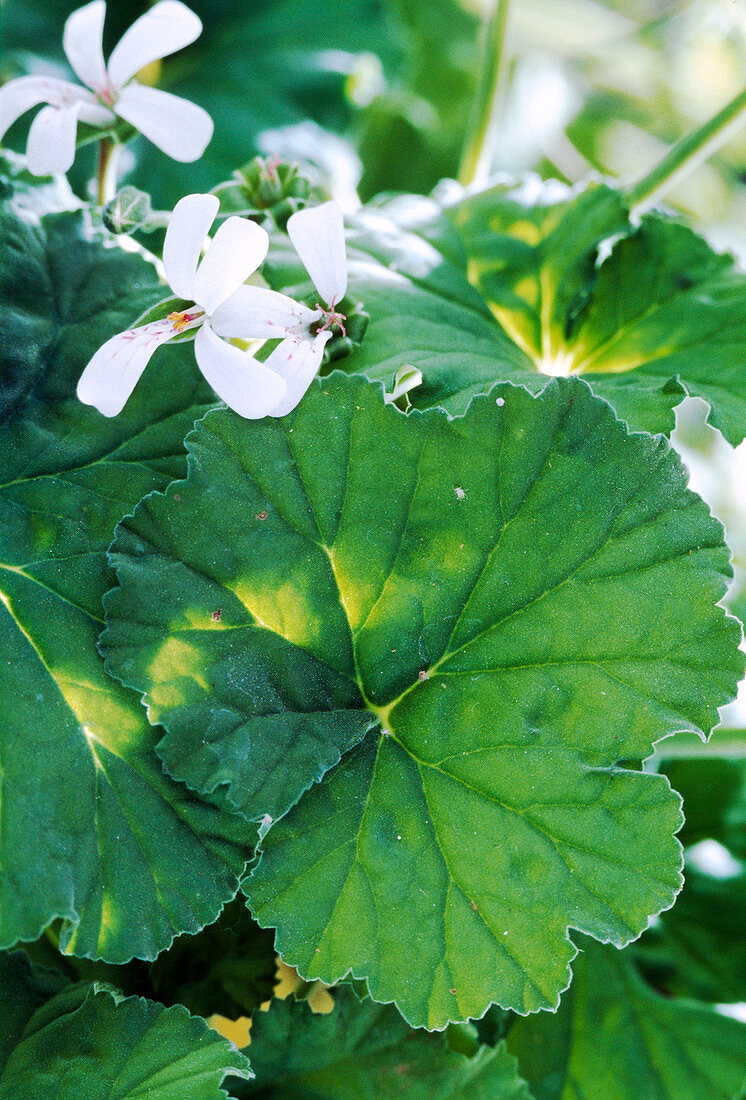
left=444, top=179, right=746, bottom=441
left=101, top=373, right=741, bottom=1028
left=231, top=985, right=531, bottom=1098
left=0, top=207, right=255, bottom=960
left=507, top=938, right=746, bottom=1100
left=0, top=951, right=251, bottom=1099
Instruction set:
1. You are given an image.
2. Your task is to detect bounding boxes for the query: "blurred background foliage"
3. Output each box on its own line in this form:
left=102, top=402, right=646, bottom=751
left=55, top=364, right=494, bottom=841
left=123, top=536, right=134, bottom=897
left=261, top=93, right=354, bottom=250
left=3, top=0, right=745, bottom=232
left=2, top=0, right=745, bottom=719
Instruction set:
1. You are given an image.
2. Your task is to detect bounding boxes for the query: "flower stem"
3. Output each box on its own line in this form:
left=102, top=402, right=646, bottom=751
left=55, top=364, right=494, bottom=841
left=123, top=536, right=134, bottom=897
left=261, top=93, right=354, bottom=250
left=96, top=137, right=121, bottom=206
left=458, top=0, right=512, bottom=187
left=651, top=729, right=746, bottom=759
left=627, top=87, right=746, bottom=215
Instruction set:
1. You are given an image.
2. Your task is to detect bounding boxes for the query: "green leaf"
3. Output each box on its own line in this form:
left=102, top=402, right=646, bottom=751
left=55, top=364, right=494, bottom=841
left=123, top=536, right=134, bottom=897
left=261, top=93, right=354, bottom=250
left=506, top=939, right=746, bottom=1100
left=101, top=373, right=741, bottom=1028
left=230, top=986, right=531, bottom=1098
left=634, top=865, right=746, bottom=1005
left=0, top=951, right=251, bottom=1099
left=148, top=899, right=278, bottom=1021
left=444, top=179, right=746, bottom=441
left=0, top=207, right=256, bottom=960
left=662, top=758, right=746, bottom=860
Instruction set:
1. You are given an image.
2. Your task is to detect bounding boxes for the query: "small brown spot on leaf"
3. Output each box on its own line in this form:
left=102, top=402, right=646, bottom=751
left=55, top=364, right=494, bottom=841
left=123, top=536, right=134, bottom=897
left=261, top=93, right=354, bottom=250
left=211, top=608, right=222, bottom=622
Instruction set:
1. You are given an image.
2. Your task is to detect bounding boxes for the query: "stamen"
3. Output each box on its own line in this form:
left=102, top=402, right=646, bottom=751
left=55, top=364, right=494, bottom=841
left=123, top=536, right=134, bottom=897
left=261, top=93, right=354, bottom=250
left=167, top=310, right=200, bottom=333
left=315, top=298, right=347, bottom=337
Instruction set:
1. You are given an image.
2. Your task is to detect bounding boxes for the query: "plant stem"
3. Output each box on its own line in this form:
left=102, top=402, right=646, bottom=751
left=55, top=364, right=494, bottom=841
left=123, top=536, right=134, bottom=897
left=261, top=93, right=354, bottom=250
left=651, top=730, right=746, bottom=759
left=458, top=0, right=512, bottom=188
left=96, top=136, right=121, bottom=206
left=627, top=87, right=746, bottom=215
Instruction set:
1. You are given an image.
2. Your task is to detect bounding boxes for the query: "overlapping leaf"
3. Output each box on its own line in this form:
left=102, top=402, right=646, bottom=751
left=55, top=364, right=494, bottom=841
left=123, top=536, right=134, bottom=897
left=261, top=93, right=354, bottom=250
left=443, top=178, right=746, bottom=440
left=0, top=207, right=255, bottom=960
left=101, top=373, right=741, bottom=1028
left=506, top=938, right=746, bottom=1100
left=231, top=986, right=531, bottom=1098
left=0, top=950, right=251, bottom=1099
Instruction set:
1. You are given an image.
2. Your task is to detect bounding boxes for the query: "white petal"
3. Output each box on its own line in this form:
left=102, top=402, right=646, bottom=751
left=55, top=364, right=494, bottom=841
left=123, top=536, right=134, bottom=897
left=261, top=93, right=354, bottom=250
left=62, top=0, right=107, bottom=93
left=162, top=192, right=219, bottom=300
left=77, top=318, right=176, bottom=417
left=287, top=200, right=347, bottom=307
left=194, top=323, right=286, bottom=419
left=26, top=104, right=81, bottom=175
left=107, top=0, right=203, bottom=87
left=0, top=75, right=89, bottom=138
left=211, top=285, right=321, bottom=340
left=114, top=82, right=213, bottom=161
left=192, top=218, right=269, bottom=315
left=263, top=331, right=331, bottom=417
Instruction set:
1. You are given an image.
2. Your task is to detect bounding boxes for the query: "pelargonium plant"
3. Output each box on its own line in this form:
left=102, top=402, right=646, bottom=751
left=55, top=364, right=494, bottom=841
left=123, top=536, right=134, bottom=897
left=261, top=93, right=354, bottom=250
left=1, top=0, right=746, bottom=1096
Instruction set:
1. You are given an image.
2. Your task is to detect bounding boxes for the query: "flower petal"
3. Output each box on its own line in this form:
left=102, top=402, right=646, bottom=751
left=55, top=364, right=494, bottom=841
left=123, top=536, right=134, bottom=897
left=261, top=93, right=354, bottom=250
left=287, top=200, right=347, bottom=307
left=76, top=318, right=176, bottom=417
left=211, top=285, right=321, bottom=340
left=263, top=330, right=331, bottom=417
left=107, top=0, right=203, bottom=88
left=162, top=192, right=219, bottom=300
left=192, top=219, right=269, bottom=315
left=0, top=75, right=92, bottom=138
left=26, top=104, right=81, bottom=175
left=114, top=82, right=213, bottom=162
left=62, top=0, right=107, bottom=93
left=194, top=322, right=286, bottom=419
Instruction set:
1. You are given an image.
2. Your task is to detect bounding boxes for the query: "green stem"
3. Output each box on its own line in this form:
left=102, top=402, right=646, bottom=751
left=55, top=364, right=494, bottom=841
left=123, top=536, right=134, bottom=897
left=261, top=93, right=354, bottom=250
left=458, top=0, right=512, bottom=187
left=627, top=87, right=746, bottom=215
left=651, top=730, right=746, bottom=759
left=96, top=137, right=121, bottom=206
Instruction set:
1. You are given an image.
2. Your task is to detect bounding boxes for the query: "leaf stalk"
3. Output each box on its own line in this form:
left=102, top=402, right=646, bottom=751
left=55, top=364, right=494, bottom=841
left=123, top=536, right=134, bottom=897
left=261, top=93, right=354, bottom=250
left=458, top=0, right=512, bottom=187
left=627, top=87, right=746, bottom=216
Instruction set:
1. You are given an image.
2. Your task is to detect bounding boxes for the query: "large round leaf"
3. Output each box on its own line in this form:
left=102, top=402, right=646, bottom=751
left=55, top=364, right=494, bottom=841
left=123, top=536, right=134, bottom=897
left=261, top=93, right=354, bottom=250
left=0, top=207, right=255, bottom=960
left=101, top=373, right=742, bottom=1028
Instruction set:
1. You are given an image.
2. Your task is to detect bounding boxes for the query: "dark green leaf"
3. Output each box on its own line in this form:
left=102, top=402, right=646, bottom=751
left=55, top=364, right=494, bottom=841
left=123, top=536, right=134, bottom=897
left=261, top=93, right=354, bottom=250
left=148, top=899, right=278, bottom=1021
left=0, top=208, right=255, bottom=960
left=634, top=865, right=746, bottom=1004
left=231, top=985, right=531, bottom=1098
left=0, top=951, right=251, bottom=1099
left=101, top=373, right=741, bottom=1027
left=507, top=939, right=746, bottom=1100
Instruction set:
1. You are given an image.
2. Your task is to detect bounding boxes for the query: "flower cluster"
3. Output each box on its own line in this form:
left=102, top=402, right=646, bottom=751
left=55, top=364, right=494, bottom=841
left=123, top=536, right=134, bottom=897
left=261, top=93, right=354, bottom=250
left=76, top=195, right=349, bottom=419
left=0, top=1, right=212, bottom=175
left=1, top=0, right=355, bottom=419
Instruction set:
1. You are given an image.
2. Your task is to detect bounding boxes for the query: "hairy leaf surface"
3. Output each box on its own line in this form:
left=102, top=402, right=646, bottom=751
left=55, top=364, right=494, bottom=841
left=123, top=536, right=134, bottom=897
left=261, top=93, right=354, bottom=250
left=0, top=951, right=251, bottom=1099
left=0, top=208, right=254, bottom=960
left=102, top=373, right=741, bottom=1027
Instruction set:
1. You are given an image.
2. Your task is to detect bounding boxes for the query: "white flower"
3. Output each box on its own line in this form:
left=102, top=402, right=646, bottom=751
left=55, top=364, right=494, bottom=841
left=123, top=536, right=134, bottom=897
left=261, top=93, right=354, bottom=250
left=0, top=0, right=212, bottom=176
left=76, top=193, right=289, bottom=419
left=221, top=200, right=349, bottom=417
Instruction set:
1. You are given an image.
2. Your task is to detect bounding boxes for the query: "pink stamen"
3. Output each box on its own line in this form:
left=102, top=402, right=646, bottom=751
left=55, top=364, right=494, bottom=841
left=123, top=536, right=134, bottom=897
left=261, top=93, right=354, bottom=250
left=315, top=298, right=347, bottom=337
